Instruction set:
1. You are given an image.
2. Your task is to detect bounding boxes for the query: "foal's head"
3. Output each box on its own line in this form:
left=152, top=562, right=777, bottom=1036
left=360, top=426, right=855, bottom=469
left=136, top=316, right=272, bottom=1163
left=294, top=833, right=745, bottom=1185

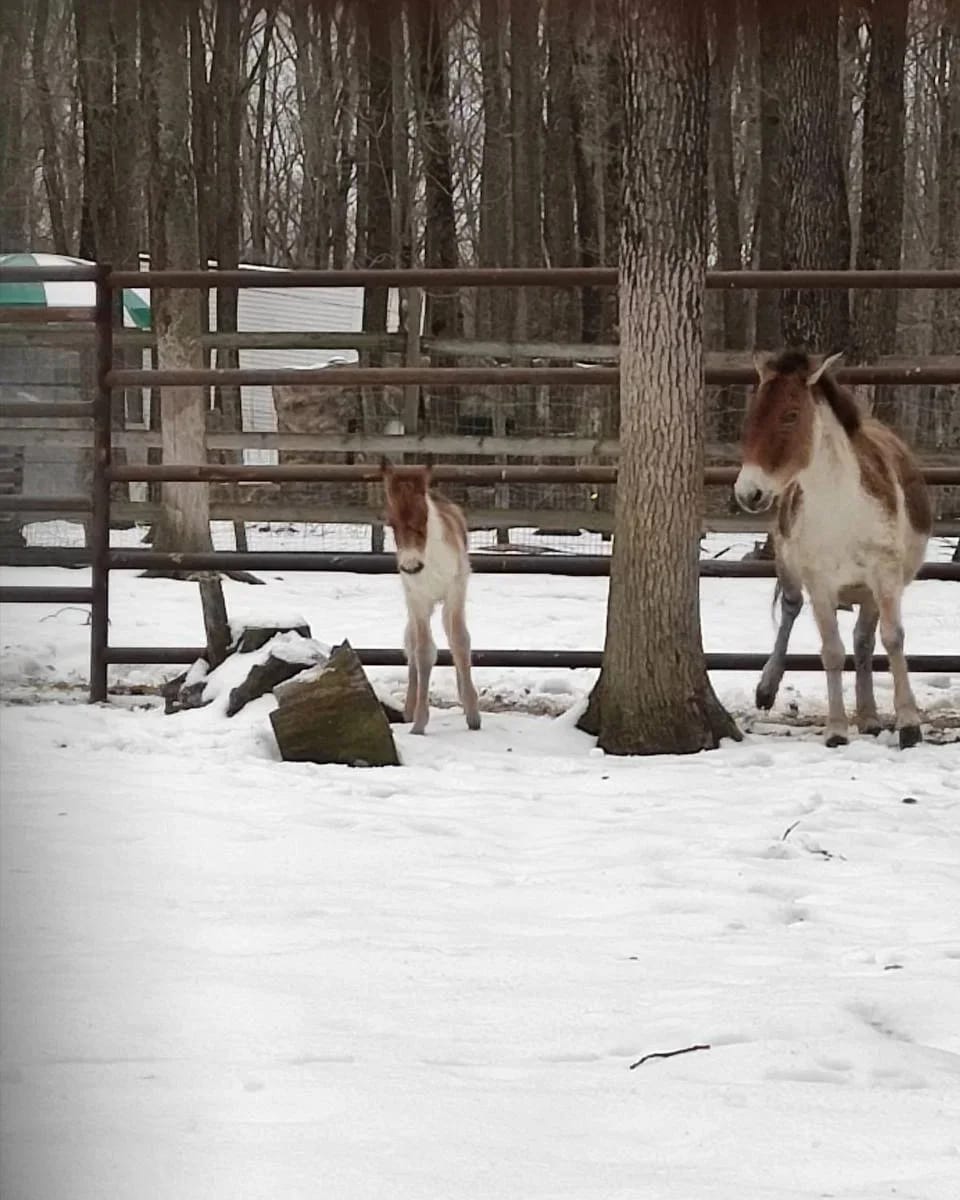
left=380, top=458, right=431, bottom=575
left=734, top=349, right=846, bottom=514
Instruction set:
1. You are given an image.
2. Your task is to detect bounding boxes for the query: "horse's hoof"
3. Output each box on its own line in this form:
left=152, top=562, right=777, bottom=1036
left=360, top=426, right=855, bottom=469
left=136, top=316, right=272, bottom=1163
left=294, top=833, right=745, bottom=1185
left=410, top=724, right=427, bottom=736
left=825, top=732, right=849, bottom=748
left=466, top=713, right=481, bottom=731
left=755, top=684, right=777, bottom=711
left=898, top=725, right=922, bottom=750
left=858, top=720, right=883, bottom=737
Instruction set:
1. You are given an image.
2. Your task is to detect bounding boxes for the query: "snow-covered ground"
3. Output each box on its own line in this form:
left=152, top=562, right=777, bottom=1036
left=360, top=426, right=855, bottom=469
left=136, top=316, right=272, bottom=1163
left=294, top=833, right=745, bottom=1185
left=2, top=525, right=959, bottom=1199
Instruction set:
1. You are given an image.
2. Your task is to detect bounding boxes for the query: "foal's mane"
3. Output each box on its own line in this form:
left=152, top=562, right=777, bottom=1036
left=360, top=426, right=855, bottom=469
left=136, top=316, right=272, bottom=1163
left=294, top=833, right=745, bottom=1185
left=768, top=349, right=861, bottom=437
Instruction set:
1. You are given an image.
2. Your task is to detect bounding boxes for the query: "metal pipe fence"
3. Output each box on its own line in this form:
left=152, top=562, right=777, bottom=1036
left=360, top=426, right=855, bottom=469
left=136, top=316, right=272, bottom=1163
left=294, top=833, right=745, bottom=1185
left=1, top=264, right=958, bottom=699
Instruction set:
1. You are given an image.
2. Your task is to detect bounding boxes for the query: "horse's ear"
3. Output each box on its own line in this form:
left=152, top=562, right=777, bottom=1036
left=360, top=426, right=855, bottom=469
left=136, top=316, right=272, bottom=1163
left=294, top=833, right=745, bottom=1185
left=422, top=452, right=434, bottom=483
left=379, top=456, right=393, bottom=478
left=752, top=351, right=775, bottom=384
left=808, top=351, right=844, bottom=387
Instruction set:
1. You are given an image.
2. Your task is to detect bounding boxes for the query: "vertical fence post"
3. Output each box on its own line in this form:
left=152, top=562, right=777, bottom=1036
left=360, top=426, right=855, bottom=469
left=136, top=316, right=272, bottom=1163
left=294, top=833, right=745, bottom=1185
left=89, top=265, right=114, bottom=702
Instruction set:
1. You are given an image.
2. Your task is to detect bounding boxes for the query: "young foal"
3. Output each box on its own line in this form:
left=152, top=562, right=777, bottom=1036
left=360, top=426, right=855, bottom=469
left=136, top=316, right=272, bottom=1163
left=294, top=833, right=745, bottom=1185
left=734, top=350, right=932, bottom=748
left=380, top=459, right=481, bottom=735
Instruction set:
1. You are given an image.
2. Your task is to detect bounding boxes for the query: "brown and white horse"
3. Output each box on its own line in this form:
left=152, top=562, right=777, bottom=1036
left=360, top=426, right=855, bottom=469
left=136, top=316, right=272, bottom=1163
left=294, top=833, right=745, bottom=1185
left=380, top=459, right=481, bottom=735
left=735, top=349, right=932, bottom=748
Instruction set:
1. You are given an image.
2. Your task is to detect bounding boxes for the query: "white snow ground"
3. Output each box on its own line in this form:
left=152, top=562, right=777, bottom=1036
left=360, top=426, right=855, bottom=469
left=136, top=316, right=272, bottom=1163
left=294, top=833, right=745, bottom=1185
left=1, top=527, right=959, bottom=1199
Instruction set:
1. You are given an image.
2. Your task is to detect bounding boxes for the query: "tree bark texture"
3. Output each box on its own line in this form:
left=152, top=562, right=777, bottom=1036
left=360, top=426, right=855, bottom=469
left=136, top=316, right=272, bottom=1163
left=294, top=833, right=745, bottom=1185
left=578, top=0, right=740, bottom=756
left=854, top=0, right=908, bottom=422
left=708, top=0, right=748, bottom=441
left=774, top=0, right=852, bottom=351
left=509, top=0, right=544, bottom=341
left=0, top=0, right=29, bottom=250
left=755, top=0, right=785, bottom=350
left=931, top=0, right=960, bottom=454
left=544, top=0, right=579, bottom=340
left=410, top=0, right=462, bottom=339
left=146, top=0, right=215, bottom=558
left=477, top=0, right=513, bottom=341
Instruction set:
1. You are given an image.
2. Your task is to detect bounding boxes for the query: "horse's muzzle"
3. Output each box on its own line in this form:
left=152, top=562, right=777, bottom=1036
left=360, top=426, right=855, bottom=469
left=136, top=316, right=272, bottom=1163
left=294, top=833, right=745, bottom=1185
left=400, top=561, right=424, bottom=575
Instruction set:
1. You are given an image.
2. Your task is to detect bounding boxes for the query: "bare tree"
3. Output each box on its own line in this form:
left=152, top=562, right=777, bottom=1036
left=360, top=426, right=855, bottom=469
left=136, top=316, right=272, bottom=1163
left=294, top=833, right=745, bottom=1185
left=1, top=0, right=32, bottom=250
left=932, top=0, right=960, bottom=463
left=854, top=0, right=909, bottom=421
left=476, top=0, right=512, bottom=340
left=709, top=0, right=748, bottom=440
left=410, top=0, right=462, bottom=338
left=544, top=0, right=579, bottom=340
left=754, top=0, right=785, bottom=350
left=774, top=0, right=852, bottom=350
left=578, top=0, right=740, bottom=755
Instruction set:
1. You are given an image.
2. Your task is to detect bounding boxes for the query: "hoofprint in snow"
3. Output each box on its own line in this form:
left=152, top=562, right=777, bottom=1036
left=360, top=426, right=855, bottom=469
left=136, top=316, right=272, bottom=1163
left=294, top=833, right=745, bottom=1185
left=1, top=525, right=959, bottom=1199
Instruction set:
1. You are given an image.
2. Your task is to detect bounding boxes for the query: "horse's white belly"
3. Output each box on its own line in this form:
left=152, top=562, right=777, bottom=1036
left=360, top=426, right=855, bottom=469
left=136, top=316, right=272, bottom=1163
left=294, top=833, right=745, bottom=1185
left=784, top=502, right=911, bottom=593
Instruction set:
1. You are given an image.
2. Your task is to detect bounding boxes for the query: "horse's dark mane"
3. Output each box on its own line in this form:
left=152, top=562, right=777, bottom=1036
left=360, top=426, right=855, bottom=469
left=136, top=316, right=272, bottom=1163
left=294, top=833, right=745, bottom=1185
left=767, top=348, right=861, bottom=437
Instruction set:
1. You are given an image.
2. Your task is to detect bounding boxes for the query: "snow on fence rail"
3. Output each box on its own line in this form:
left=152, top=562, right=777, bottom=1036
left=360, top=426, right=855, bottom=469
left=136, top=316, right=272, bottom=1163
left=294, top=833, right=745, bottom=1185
left=1, top=264, right=959, bottom=702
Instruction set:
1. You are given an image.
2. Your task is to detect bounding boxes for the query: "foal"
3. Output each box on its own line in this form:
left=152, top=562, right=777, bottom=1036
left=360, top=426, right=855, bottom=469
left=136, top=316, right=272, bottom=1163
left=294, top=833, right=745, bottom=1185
left=734, top=349, right=932, bottom=748
left=380, top=459, right=481, bottom=735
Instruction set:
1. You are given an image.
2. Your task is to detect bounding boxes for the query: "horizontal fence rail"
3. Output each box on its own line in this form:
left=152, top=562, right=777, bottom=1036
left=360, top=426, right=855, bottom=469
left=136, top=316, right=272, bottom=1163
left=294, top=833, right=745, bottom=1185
left=104, top=363, right=960, bottom=388
left=100, top=646, right=960, bottom=674
left=6, top=264, right=960, bottom=289
left=104, top=549, right=960, bottom=581
left=0, top=586, right=94, bottom=605
left=105, top=463, right=960, bottom=486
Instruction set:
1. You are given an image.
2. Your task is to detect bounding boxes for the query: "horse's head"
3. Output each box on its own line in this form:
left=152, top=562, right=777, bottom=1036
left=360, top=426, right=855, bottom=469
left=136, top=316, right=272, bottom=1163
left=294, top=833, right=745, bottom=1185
left=734, top=349, right=844, bottom=513
left=380, top=457, right=432, bottom=575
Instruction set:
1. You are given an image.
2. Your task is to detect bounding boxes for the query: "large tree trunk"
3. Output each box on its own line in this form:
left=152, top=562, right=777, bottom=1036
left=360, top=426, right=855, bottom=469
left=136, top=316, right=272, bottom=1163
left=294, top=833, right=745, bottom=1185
left=578, top=0, right=740, bottom=755
left=544, top=0, right=579, bottom=341
left=708, top=0, right=748, bottom=442
left=931, top=0, right=960, bottom=456
left=775, top=0, right=852, bottom=350
left=32, top=0, right=70, bottom=254
left=571, top=5, right=604, bottom=342
left=755, top=0, right=785, bottom=350
left=477, top=0, right=512, bottom=341
left=854, top=0, right=908, bottom=422
left=0, top=0, right=30, bottom=250
left=410, top=0, right=461, bottom=339
left=144, top=0, right=216, bottom=560
left=509, top=0, right=543, bottom=342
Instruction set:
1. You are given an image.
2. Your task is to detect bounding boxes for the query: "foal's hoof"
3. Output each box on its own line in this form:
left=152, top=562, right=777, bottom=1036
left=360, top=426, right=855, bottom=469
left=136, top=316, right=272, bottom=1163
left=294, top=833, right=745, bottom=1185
left=466, top=712, right=481, bottom=731
left=409, top=723, right=427, bottom=736
left=825, top=732, right=849, bottom=749
left=898, top=724, right=922, bottom=750
left=858, top=719, right=883, bottom=738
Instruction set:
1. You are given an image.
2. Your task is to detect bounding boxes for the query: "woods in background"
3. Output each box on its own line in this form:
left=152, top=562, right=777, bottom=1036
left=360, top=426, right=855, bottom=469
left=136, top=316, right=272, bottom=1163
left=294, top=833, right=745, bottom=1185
left=1, top=0, right=958, bottom=447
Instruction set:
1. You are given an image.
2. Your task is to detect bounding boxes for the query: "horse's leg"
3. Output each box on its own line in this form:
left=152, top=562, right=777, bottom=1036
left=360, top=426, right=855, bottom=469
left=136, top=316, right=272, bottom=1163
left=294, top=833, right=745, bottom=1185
left=403, top=614, right=419, bottom=723
left=408, top=607, right=436, bottom=735
left=756, top=574, right=803, bottom=710
left=442, top=590, right=481, bottom=731
left=876, top=587, right=922, bottom=749
left=810, top=591, right=849, bottom=747
left=853, top=598, right=882, bottom=735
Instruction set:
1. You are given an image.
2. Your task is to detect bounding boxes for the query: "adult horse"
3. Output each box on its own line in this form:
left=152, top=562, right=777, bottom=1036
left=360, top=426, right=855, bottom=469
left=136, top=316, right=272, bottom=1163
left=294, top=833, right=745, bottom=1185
left=735, top=350, right=932, bottom=749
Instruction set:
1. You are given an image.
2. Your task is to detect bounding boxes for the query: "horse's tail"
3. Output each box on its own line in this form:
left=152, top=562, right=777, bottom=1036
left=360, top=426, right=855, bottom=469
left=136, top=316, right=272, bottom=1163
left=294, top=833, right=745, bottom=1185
left=771, top=577, right=782, bottom=623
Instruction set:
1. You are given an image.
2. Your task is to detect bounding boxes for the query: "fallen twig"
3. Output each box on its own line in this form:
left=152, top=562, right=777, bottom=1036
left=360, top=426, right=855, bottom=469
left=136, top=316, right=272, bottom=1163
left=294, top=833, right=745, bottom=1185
left=629, top=1043, right=711, bottom=1070
left=781, top=819, right=801, bottom=841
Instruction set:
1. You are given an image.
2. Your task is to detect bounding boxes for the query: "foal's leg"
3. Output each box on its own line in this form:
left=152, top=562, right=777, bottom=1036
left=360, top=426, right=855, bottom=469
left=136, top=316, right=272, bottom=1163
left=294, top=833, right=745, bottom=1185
left=408, top=607, right=437, bottom=735
left=853, top=598, right=882, bottom=735
left=442, top=591, right=481, bottom=731
left=810, top=591, right=849, bottom=747
left=756, top=577, right=803, bottom=710
left=876, top=587, right=922, bottom=749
